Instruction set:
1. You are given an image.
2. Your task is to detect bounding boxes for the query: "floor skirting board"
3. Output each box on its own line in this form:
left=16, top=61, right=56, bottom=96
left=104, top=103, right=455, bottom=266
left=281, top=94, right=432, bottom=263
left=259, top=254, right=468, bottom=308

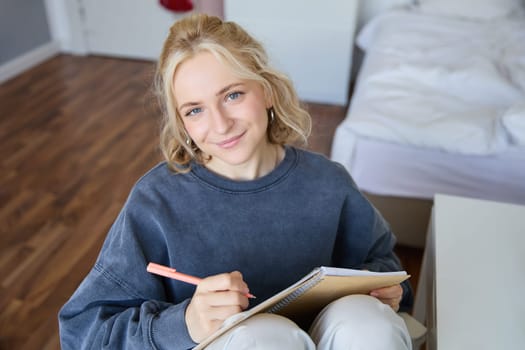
left=0, top=41, right=60, bottom=84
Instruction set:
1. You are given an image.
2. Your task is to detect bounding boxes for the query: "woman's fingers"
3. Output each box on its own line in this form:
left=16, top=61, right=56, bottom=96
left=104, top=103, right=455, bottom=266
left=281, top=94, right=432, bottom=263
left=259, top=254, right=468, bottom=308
left=195, top=288, right=250, bottom=310
left=185, top=271, right=252, bottom=342
left=198, top=271, right=251, bottom=297
left=370, top=284, right=403, bottom=311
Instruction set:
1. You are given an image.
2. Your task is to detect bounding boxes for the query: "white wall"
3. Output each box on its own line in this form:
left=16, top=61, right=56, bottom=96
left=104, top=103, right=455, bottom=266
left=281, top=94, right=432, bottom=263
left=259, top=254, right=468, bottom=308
left=3, top=0, right=414, bottom=93
left=225, top=0, right=359, bottom=105
left=0, top=0, right=60, bottom=83
left=0, top=0, right=52, bottom=63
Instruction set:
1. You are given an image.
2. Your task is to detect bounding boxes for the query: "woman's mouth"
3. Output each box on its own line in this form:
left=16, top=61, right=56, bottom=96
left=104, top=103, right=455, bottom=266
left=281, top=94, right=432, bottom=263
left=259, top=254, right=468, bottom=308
left=216, top=132, right=245, bottom=149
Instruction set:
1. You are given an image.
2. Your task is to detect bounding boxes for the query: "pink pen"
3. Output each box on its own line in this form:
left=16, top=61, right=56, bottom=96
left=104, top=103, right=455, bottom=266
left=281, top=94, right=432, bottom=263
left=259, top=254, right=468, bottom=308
left=146, top=262, right=256, bottom=299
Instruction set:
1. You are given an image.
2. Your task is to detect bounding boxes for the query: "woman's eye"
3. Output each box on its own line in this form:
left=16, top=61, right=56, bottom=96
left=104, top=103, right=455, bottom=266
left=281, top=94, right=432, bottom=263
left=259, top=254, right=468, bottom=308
left=185, top=107, right=202, bottom=117
left=226, top=91, right=243, bottom=101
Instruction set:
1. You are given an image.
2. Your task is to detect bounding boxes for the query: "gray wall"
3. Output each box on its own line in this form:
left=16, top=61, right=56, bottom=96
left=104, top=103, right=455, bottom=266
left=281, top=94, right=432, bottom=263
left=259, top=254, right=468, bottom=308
left=0, top=0, right=52, bottom=64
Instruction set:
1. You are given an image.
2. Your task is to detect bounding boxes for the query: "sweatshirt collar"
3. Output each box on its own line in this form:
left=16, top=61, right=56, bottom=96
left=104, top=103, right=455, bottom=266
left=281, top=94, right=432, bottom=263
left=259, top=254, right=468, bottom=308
left=190, top=146, right=298, bottom=193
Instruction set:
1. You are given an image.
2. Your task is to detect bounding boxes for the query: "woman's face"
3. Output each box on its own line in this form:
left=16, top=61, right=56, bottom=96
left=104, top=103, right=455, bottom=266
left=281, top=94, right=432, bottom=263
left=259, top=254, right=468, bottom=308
left=173, top=51, right=274, bottom=179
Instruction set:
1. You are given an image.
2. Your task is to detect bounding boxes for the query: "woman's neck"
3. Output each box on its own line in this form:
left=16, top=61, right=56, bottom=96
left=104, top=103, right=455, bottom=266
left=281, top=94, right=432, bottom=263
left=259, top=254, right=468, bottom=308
left=205, top=144, right=284, bottom=181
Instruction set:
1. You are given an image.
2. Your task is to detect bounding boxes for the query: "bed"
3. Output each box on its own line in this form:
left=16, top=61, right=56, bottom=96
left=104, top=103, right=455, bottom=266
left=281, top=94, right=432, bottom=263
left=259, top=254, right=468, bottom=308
left=331, top=0, right=525, bottom=247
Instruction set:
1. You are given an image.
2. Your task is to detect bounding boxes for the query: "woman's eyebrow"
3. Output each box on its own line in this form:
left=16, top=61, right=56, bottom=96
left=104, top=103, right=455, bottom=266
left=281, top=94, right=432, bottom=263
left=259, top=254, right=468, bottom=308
left=178, top=83, right=245, bottom=111
left=178, top=101, right=200, bottom=111
left=216, top=83, right=244, bottom=97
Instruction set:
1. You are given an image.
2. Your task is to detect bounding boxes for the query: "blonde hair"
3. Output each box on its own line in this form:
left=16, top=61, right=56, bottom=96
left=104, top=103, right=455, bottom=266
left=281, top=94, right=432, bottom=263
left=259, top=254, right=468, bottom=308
left=155, top=14, right=311, bottom=172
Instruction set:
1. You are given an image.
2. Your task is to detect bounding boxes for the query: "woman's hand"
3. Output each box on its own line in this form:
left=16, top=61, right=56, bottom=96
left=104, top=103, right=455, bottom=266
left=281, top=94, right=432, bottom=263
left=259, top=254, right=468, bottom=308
left=185, top=271, right=251, bottom=343
left=369, top=284, right=403, bottom=312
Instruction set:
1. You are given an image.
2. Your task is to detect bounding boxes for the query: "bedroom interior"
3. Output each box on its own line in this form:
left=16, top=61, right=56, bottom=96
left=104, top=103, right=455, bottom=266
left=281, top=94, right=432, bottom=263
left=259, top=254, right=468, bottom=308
left=1, top=0, right=524, bottom=348
left=0, top=54, right=423, bottom=349
left=332, top=0, right=525, bottom=248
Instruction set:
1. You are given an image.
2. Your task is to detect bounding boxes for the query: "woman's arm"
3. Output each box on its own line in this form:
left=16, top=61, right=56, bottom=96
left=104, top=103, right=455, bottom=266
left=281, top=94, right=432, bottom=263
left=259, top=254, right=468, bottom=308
left=59, top=173, right=201, bottom=349
left=333, top=179, right=414, bottom=311
left=58, top=262, right=197, bottom=350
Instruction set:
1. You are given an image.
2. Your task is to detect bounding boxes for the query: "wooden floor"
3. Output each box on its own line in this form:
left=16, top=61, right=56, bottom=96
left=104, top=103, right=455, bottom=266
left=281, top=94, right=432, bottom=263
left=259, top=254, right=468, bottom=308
left=0, top=54, right=422, bottom=349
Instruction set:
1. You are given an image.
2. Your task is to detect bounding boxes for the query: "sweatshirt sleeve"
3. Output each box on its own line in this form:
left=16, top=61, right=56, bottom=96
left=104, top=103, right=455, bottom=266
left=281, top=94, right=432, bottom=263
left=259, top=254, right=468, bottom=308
left=332, top=175, right=414, bottom=311
left=58, top=177, right=198, bottom=350
left=58, top=264, right=197, bottom=350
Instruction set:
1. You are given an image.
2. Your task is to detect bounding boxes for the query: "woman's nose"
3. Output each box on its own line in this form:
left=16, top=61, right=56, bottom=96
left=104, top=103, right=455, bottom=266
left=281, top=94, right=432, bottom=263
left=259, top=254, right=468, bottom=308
left=210, top=107, right=233, bottom=134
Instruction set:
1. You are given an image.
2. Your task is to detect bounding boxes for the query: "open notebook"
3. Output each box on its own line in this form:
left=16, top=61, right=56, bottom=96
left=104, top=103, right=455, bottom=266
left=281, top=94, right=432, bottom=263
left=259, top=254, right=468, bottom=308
left=194, top=266, right=410, bottom=349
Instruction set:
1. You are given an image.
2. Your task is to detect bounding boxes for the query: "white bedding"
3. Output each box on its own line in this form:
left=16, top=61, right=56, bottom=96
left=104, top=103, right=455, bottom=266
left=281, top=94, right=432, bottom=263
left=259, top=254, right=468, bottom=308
left=345, top=8, right=525, bottom=155
left=331, top=6, right=525, bottom=204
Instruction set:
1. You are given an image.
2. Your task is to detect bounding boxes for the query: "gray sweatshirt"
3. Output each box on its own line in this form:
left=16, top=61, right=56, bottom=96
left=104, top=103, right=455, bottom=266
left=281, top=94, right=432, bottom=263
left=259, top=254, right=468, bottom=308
left=58, top=146, right=413, bottom=350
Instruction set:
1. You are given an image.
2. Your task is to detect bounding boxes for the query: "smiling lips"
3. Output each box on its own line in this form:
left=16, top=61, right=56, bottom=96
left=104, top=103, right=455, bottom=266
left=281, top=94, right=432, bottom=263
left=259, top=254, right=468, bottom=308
left=216, top=131, right=246, bottom=149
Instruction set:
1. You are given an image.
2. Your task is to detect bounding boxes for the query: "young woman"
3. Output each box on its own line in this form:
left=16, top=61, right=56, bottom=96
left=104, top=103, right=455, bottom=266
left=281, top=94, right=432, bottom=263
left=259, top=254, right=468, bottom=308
left=59, top=14, right=413, bottom=350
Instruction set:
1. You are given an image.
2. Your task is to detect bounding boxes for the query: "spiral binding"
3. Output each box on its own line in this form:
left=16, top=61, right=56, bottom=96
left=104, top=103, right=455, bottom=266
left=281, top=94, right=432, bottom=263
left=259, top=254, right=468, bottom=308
left=268, top=274, right=323, bottom=314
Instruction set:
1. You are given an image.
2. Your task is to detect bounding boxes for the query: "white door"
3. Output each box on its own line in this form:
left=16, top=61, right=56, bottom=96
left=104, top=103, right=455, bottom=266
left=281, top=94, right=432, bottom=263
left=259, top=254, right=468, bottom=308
left=80, top=0, right=185, bottom=60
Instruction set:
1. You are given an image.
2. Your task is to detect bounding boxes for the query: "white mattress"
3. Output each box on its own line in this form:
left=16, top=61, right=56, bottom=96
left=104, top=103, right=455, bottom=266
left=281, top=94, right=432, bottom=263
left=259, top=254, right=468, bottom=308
left=332, top=7, right=525, bottom=205
left=332, top=131, right=525, bottom=205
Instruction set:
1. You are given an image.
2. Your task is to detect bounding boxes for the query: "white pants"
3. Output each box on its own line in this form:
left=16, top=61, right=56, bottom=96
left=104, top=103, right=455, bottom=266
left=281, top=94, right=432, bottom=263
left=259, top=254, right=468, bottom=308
left=205, top=295, right=412, bottom=350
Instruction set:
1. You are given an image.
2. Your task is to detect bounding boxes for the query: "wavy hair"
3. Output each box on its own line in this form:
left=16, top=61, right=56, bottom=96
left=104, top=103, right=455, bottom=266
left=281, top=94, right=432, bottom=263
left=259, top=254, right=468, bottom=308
left=154, top=14, right=311, bottom=172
